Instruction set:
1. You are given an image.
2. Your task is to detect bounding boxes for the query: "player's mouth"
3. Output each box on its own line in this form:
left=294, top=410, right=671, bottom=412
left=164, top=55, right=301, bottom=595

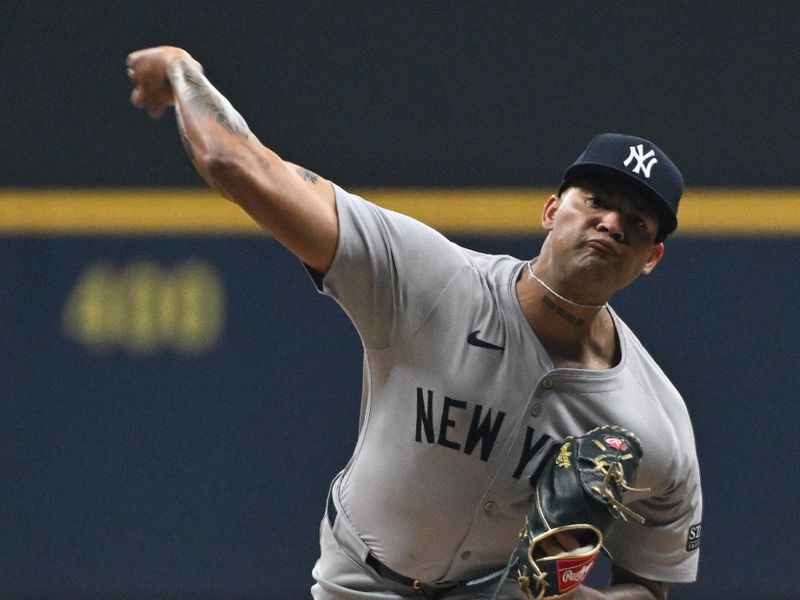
left=585, top=238, right=619, bottom=257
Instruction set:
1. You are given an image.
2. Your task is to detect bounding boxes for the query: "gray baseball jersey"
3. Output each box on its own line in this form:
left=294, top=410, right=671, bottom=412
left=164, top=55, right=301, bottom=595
left=310, top=184, right=702, bottom=593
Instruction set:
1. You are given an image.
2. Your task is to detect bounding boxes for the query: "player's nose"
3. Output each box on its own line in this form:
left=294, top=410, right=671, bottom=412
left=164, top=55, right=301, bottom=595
left=596, top=210, right=624, bottom=242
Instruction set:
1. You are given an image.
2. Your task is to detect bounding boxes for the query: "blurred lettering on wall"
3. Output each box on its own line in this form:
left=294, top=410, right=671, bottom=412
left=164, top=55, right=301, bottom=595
left=61, top=260, right=225, bottom=355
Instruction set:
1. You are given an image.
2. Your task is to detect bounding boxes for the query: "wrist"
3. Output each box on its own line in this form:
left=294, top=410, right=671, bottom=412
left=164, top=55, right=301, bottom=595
left=166, top=51, right=204, bottom=90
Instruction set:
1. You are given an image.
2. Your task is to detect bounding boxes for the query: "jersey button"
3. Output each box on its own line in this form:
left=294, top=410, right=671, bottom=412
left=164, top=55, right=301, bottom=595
left=531, top=403, right=543, bottom=417
left=542, top=378, right=554, bottom=389
left=483, top=501, right=496, bottom=512
left=460, top=551, right=472, bottom=560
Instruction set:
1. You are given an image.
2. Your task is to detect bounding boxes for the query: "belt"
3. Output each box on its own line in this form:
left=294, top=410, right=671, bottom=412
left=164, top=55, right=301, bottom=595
left=326, top=492, right=460, bottom=598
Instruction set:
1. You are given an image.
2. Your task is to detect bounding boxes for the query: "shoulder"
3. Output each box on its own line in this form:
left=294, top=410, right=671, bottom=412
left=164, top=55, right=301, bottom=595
left=459, top=248, right=524, bottom=282
left=612, top=312, right=699, bottom=488
left=332, top=184, right=444, bottom=238
left=327, top=183, right=467, bottom=266
left=613, top=311, right=684, bottom=411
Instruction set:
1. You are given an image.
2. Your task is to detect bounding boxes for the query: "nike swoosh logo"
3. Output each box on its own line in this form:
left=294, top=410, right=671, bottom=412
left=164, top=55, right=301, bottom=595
left=467, top=330, right=504, bottom=351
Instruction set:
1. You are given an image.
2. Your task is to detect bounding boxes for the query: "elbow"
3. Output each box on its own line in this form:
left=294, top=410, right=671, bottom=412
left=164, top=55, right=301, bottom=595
left=199, top=150, right=262, bottom=203
left=201, top=151, right=246, bottom=182
left=198, top=149, right=280, bottom=212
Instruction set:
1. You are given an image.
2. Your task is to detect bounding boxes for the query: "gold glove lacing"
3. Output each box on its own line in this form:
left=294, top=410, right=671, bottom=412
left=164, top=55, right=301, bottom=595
left=589, top=439, right=650, bottom=524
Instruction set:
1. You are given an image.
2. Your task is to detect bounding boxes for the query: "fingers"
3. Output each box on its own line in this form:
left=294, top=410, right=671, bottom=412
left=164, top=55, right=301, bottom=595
left=130, top=87, right=143, bottom=108
left=553, top=532, right=582, bottom=552
left=147, top=103, right=167, bottom=119
left=129, top=84, right=169, bottom=118
left=127, top=57, right=139, bottom=102
left=126, top=49, right=171, bottom=117
left=534, top=531, right=582, bottom=558
left=127, top=53, right=145, bottom=111
left=535, top=536, right=563, bottom=558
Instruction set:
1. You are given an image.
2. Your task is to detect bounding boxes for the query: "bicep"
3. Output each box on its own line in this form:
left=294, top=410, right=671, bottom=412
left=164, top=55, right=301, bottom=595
left=208, top=148, right=339, bottom=272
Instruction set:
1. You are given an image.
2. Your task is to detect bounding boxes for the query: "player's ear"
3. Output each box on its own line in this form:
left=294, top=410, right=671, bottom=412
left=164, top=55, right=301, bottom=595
left=641, top=242, right=665, bottom=275
left=541, top=195, right=561, bottom=231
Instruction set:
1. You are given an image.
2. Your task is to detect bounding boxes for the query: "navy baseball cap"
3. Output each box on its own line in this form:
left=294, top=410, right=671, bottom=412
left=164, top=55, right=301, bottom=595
left=558, top=133, right=683, bottom=241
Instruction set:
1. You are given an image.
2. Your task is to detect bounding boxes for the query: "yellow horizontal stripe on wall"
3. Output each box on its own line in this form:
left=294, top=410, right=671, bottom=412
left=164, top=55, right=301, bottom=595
left=0, top=188, right=798, bottom=235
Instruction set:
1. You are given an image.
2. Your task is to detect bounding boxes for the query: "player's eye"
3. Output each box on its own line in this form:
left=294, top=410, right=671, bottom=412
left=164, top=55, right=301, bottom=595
left=630, top=216, right=646, bottom=230
left=588, top=196, right=607, bottom=209
left=627, top=212, right=657, bottom=237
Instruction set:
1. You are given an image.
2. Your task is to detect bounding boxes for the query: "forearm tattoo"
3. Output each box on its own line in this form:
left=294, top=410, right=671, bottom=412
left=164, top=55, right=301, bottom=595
left=296, top=167, right=319, bottom=184
left=173, top=59, right=250, bottom=141
left=175, top=109, right=195, bottom=162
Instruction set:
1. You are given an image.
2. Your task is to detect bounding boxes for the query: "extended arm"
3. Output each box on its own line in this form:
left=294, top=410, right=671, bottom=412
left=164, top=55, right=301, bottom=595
left=127, top=46, right=338, bottom=273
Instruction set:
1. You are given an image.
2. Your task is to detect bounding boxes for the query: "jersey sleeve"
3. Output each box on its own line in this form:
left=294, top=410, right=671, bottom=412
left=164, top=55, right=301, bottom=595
left=603, top=441, right=703, bottom=583
left=313, top=184, right=469, bottom=349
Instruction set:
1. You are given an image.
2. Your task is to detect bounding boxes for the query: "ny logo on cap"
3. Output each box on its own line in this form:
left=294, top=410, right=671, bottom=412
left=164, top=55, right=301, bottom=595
left=623, top=144, right=658, bottom=178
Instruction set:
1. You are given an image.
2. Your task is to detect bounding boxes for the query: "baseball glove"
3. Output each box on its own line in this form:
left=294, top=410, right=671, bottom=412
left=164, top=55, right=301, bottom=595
left=515, top=426, right=648, bottom=600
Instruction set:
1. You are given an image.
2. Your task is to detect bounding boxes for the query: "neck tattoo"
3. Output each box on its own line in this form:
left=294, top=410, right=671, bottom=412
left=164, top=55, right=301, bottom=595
left=526, top=261, right=608, bottom=310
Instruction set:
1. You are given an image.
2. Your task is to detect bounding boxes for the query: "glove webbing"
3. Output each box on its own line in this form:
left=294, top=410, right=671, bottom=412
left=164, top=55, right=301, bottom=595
left=588, top=441, right=650, bottom=524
